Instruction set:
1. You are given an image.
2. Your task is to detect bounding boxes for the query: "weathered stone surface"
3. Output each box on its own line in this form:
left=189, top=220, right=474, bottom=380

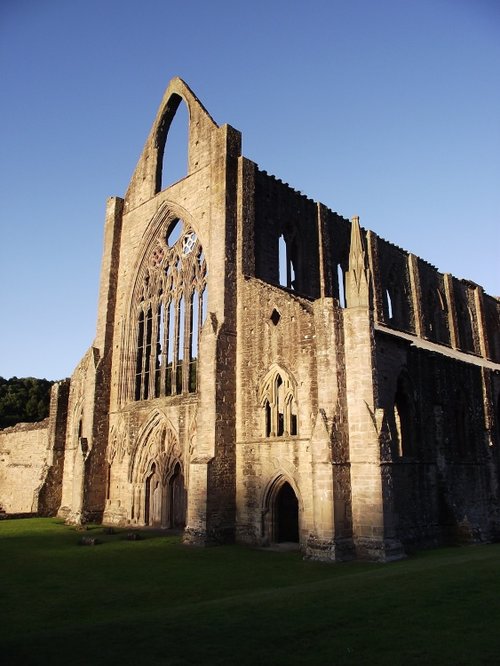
left=1, top=78, right=499, bottom=561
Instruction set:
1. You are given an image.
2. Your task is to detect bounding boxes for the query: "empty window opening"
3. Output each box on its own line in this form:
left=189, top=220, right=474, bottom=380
left=288, top=237, right=299, bottom=291
left=385, top=289, right=394, bottom=320
left=277, top=376, right=285, bottom=436
left=337, top=264, right=346, bottom=308
left=278, top=234, right=298, bottom=290
left=155, top=303, right=165, bottom=395
left=189, top=291, right=199, bottom=391
left=144, top=308, right=153, bottom=400
left=260, top=368, right=298, bottom=438
left=265, top=400, right=271, bottom=437
left=289, top=260, right=296, bottom=289
left=166, top=219, right=182, bottom=246
left=158, top=98, right=189, bottom=191
left=270, top=308, right=281, bottom=326
left=176, top=297, right=185, bottom=393
left=135, top=311, right=145, bottom=400
left=289, top=399, right=298, bottom=436
left=278, top=235, right=287, bottom=287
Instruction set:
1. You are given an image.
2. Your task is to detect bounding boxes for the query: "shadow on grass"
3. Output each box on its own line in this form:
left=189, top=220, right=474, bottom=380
left=1, top=519, right=500, bottom=665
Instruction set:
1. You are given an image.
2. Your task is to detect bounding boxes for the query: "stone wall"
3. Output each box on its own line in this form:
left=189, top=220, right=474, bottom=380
left=0, top=420, right=50, bottom=514
left=5, top=77, right=498, bottom=564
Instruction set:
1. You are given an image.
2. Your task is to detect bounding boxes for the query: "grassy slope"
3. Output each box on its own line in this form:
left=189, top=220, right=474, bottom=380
left=1, top=519, right=499, bottom=665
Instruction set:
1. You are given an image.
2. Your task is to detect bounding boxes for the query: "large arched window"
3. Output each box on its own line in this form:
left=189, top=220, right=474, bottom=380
left=134, top=217, right=207, bottom=401
left=260, top=366, right=298, bottom=437
left=155, top=94, right=189, bottom=192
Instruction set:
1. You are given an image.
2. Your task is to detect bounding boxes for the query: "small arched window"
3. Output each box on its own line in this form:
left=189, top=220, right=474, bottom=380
left=260, top=367, right=298, bottom=437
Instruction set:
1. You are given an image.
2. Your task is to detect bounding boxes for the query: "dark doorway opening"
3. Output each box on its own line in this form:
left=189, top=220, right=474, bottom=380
left=276, top=482, right=299, bottom=542
left=168, top=462, right=186, bottom=528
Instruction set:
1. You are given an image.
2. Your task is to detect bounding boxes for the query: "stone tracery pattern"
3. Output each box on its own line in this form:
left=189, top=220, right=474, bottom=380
left=260, top=366, right=298, bottom=437
left=128, top=412, right=184, bottom=526
left=134, top=218, right=207, bottom=400
left=130, top=417, right=181, bottom=483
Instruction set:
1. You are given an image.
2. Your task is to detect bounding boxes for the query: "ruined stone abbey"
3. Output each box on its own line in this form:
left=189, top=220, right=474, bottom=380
left=1, top=78, right=500, bottom=560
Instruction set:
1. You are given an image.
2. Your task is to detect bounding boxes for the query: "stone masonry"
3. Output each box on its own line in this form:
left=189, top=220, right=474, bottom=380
left=1, top=78, right=499, bottom=560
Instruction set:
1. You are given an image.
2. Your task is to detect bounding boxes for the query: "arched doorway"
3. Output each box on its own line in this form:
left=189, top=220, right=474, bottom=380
left=167, top=462, right=186, bottom=528
left=144, top=461, right=186, bottom=529
left=130, top=412, right=185, bottom=528
left=276, top=482, right=299, bottom=543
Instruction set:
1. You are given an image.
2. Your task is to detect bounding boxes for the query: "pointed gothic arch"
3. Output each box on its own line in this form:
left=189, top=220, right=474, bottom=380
left=262, top=474, right=301, bottom=544
left=259, top=364, right=298, bottom=437
left=124, top=207, right=208, bottom=403
left=125, top=77, right=219, bottom=209
left=156, top=94, right=189, bottom=191
left=278, top=228, right=301, bottom=291
left=129, top=410, right=186, bottom=528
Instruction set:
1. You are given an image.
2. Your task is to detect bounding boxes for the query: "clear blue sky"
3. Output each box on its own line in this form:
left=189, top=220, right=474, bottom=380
left=1, top=0, right=499, bottom=380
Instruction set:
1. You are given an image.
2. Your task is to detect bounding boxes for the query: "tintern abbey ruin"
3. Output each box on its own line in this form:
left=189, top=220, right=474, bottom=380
left=1, top=78, right=499, bottom=560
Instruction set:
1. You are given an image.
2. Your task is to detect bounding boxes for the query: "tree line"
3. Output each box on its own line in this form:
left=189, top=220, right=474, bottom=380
left=0, top=377, right=54, bottom=429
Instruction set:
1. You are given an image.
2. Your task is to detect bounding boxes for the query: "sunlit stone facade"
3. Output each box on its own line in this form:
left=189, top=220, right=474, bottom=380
left=1, top=78, right=500, bottom=561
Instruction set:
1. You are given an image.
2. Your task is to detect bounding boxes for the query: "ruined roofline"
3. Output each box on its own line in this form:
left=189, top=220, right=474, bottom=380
left=375, top=323, right=500, bottom=371
left=256, top=166, right=349, bottom=221
left=248, top=276, right=315, bottom=313
left=125, top=78, right=497, bottom=301
left=255, top=165, right=498, bottom=300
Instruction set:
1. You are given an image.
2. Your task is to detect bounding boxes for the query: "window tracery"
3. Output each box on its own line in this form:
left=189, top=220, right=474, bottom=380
left=260, top=367, right=298, bottom=437
left=134, top=218, right=207, bottom=401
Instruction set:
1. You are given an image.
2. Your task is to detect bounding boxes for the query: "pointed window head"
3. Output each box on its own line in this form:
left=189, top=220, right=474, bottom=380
left=166, top=219, right=183, bottom=246
left=156, top=95, right=190, bottom=192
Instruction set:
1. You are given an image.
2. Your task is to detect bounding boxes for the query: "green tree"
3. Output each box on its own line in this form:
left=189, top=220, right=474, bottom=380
left=0, top=377, right=54, bottom=428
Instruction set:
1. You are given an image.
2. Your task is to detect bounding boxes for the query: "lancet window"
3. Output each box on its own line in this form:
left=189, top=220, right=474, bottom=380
left=260, top=367, right=298, bottom=437
left=278, top=232, right=299, bottom=290
left=134, top=218, right=207, bottom=400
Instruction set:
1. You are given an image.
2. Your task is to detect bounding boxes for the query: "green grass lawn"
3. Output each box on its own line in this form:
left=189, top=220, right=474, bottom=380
left=1, top=519, right=500, bottom=665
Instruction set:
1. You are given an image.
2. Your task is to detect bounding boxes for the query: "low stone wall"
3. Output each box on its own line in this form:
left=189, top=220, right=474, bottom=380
left=0, top=420, right=50, bottom=514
